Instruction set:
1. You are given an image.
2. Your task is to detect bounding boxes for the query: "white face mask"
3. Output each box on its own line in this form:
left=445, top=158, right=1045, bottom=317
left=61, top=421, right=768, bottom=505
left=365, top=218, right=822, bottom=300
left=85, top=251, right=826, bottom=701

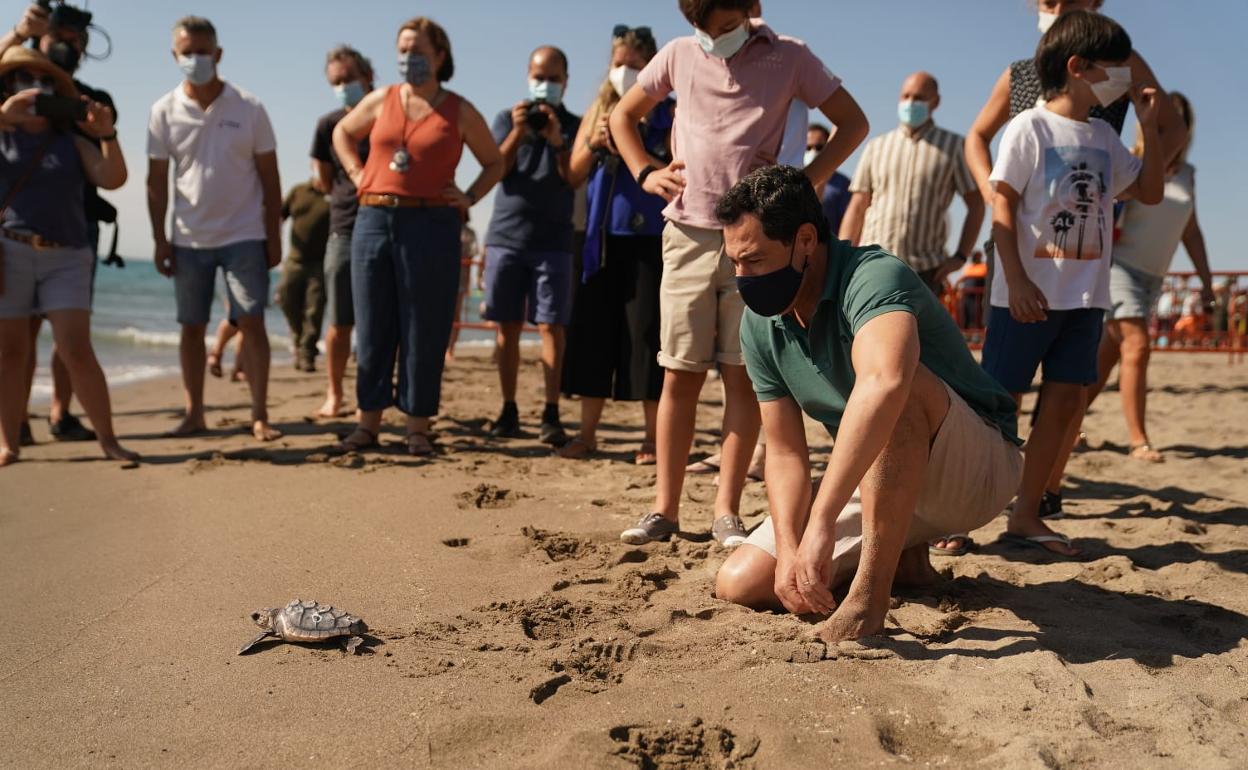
left=1038, top=11, right=1059, bottom=34
left=694, top=22, right=749, bottom=59
left=607, top=65, right=639, bottom=98
left=1089, top=65, right=1132, bottom=107
left=178, top=53, right=216, bottom=87
left=803, top=148, right=819, bottom=167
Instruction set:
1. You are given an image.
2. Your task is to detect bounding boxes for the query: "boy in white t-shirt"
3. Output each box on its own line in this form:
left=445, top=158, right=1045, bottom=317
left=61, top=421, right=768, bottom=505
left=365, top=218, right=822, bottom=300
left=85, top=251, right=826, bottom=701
left=982, top=10, right=1163, bottom=556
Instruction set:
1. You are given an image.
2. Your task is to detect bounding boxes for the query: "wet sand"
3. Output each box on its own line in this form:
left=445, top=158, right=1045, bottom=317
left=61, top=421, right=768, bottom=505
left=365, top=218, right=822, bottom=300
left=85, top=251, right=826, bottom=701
left=2, top=350, right=1246, bottom=767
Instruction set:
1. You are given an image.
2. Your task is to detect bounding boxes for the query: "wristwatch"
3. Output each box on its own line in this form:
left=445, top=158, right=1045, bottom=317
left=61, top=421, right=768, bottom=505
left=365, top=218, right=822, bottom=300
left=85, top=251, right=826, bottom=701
left=636, top=164, right=657, bottom=186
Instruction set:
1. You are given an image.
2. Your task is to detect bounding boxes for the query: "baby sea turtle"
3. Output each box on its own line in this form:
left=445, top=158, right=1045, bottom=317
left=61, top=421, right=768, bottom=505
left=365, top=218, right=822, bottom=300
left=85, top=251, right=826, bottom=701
left=238, top=599, right=368, bottom=655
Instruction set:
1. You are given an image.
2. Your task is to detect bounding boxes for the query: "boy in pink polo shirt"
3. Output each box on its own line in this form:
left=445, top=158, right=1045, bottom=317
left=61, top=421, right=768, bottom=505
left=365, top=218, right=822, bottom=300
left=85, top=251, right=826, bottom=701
left=609, top=0, right=868, bottom=546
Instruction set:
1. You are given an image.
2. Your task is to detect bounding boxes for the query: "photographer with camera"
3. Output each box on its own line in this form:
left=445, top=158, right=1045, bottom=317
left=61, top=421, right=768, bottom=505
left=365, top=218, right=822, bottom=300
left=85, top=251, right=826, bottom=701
left=4, top=0, right=119, bottom=446
left=0, top=47, right=136, bottom=468
left=483, top=46, right=581, bottom=444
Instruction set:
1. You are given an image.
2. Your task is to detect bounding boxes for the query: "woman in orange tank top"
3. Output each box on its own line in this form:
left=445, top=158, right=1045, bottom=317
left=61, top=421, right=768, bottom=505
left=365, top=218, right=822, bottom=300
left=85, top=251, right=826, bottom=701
left=332, top=17, right=502, bottom=456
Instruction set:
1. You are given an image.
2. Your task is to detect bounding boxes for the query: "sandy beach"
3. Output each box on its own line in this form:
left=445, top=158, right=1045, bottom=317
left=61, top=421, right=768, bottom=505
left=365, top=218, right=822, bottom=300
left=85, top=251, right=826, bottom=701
left=2, top=349, right=1246, bottom=768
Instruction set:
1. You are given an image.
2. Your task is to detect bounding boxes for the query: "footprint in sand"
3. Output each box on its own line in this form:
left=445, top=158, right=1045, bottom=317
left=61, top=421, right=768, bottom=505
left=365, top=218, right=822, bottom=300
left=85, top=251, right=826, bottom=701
left=609, top=720, right=760, bottom=768
left=457, top=483, right=524, bottom=510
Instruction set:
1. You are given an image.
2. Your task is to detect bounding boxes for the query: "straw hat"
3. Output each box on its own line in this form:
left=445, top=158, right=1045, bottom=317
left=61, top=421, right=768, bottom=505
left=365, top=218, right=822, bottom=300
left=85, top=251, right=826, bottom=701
left=0, top=46, right=77, bottom=98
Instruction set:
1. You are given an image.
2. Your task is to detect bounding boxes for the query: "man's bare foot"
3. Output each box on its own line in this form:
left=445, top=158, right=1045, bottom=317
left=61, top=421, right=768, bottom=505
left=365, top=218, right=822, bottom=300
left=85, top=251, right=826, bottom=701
left=102, top=442, right=140, bottom=463
left=165, top=415, right=207, bottom=437
left=893, top=544, right=941, bottom=588
left=230, top=368, right=246, bottom=383
left=253, top=421, right=283, bottom=442
left=0, top=448, right=19, bottom=467
left=815, top=595, right=889, bottom=643
left=311, top=396, right=344, bottom=420
left=207, top=353, right=224, bottom=378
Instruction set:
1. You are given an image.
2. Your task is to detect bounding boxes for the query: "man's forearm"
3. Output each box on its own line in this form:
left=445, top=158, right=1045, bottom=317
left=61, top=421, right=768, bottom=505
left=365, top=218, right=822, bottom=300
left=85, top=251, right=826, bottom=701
left=498, top=130, right=523, bottom=176
left=146, top=184, right=169, bottom=244
left=766, top=454, right=813, bottom=555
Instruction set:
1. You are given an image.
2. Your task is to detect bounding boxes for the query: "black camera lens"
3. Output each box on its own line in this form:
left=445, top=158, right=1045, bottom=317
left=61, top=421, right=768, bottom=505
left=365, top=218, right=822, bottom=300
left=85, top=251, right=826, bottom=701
left=524, top=100, right=549, bottom=132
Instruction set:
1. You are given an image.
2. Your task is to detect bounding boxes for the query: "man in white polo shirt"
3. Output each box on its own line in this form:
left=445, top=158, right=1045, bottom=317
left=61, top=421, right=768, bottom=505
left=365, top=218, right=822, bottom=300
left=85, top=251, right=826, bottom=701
left=146, top=15, right=283, bottom=442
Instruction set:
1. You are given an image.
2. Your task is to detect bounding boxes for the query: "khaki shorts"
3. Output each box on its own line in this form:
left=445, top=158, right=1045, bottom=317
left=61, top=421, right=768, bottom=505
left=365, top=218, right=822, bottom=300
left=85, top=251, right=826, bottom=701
left=744, top=384, right=1023, bottom=584
left=657, top=220, right=745, bottom=372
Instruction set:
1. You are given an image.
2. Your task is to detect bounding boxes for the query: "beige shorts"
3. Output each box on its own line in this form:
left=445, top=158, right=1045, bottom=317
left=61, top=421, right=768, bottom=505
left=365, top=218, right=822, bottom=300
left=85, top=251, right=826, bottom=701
left=657, top=220, right=745, bottom=372
left=744, top=384, right=1023, bottom=584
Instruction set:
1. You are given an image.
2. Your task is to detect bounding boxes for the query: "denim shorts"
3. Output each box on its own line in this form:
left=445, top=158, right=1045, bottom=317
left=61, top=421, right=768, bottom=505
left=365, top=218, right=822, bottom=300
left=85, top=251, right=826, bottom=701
left=482, top=246, right=573, bottom=325
left=1109, top=262, right=1165, bottom=321
left=174, top=240, right=269, bottom=326
left=0, top=238, right=94, bottom=319
left=324, top=231, right=354, bottom=327
left=981, top=306, right=1104, bottom=393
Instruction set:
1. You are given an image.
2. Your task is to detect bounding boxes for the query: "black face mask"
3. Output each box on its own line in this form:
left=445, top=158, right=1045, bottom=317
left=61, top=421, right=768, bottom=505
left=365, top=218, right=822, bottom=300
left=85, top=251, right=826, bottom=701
left=47, top=40, right=81, bottom=75
left=736, top=240, right=807, bottom=317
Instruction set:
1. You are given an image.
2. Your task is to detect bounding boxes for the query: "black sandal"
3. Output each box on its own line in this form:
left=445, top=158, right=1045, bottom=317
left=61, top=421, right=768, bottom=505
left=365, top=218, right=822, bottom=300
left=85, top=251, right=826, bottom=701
left=336, top=427, right=379, bottom=453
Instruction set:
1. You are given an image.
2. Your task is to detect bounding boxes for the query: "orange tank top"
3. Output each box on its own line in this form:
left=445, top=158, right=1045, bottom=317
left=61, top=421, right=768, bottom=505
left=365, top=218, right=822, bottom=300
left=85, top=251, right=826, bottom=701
left=358, top=85, right=463, bottom=199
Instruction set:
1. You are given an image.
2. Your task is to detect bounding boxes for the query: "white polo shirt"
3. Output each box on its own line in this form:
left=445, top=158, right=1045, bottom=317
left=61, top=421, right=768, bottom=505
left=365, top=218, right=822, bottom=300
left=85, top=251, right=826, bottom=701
left=147, top=81, right=277, bottom=249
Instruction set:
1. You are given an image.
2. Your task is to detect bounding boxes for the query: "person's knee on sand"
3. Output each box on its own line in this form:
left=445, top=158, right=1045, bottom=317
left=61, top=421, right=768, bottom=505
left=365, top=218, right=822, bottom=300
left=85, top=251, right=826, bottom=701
left=715, top=545, right=784, bottom=612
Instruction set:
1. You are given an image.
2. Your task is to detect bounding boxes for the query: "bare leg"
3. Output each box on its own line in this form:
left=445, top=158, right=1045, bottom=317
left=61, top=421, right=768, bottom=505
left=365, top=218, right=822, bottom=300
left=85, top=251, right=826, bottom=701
left=235, top=314, right=280, bottom=441
left=316, top=324, right=352, bottom=418
left=44, top=310, right=137, bottom=462
left=575, top=397, right=605, bottom=445
left=207, top=318, right=235, bottom=378
left=1044, top=322, right=1124, bottom=494
left=21, top=316, right=39, bottom=421
left=48, top=347, right=74, bottom=424
left=0, top=318, right=32, bottom=464
left=170, top=323, right=209, bottom=436
left=1117, top=319, right=1156, bottom=452
left=654, top=368, right=707, bottom=521
left=1007, top=381, right=1082, bottom=555
left=642, top=399, right=658, bottom=446
left=537, top=323, right=565, bottom=406
left=714, top=364, right=761, bottom=518
left=496, top=321, right=522, bottom=403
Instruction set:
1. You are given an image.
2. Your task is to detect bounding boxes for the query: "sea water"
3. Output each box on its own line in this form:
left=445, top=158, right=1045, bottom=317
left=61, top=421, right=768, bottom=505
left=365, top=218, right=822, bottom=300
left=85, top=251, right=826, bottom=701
left=28, top=261, right=494, bottom=404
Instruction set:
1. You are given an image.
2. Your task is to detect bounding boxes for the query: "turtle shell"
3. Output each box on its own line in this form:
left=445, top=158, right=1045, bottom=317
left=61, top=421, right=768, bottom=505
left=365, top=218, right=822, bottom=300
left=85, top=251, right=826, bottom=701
left=274, top=599, right=367, bottom=642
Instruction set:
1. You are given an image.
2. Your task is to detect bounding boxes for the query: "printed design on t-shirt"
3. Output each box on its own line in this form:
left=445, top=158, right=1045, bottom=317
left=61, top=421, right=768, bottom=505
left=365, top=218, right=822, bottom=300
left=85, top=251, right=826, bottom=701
left=1037, top=146, right=1109, bottom=261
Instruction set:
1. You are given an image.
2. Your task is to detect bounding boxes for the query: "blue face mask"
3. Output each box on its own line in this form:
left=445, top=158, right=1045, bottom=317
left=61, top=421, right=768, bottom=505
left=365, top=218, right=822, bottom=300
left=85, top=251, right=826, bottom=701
left=736, top=240, right=806, bottom=317
left=177, top=54, right=216, bottom=87
left=897, top=99, right=930, bottom=128
left=528, top=79, right=563, bottom=106
left=334, top=81, right=366, bottom=109
left=399, top=53, right=432, bottom=87
left=694, top=22, right=750, bottom=59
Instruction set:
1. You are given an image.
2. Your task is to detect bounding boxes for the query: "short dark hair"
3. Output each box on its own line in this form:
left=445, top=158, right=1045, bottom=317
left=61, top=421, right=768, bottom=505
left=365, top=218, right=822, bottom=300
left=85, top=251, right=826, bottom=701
left=678, top=0, right=754, bottom=30
left=1035, top=10, right=1131, bottom=98
left=173, top=15, right=217, bottom=43
left=398, top=17, right=454, bottom=82
left=715, top=165, right=831, bottom=245
left=808, top=123, right=831, bottom=140
left=326, top=45, right=374, bottom=83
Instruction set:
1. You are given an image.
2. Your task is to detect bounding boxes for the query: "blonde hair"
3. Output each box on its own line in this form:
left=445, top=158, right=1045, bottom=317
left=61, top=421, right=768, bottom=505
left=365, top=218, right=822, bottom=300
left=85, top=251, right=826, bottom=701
left=585, top=29, right=658, bottom=132
left=1133, top=91, right=1192, bottom=165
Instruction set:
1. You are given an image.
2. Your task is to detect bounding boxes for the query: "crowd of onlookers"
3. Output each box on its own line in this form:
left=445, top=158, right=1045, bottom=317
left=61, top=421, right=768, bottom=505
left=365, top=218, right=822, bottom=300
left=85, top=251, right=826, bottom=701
left=0, top=0, right=1237, bottom=640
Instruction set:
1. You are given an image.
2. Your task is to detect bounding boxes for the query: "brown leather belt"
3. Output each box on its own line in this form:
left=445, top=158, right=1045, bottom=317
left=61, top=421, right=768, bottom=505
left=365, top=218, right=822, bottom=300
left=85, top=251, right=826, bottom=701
left=360, top=193, right=452, bottom=209
left=0, top=227, right=65, bottom=250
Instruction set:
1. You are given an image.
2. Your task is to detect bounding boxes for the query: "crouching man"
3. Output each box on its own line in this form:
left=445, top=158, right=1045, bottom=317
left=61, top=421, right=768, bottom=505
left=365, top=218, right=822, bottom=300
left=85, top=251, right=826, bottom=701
left=713, top=166, right=1021, bottom=642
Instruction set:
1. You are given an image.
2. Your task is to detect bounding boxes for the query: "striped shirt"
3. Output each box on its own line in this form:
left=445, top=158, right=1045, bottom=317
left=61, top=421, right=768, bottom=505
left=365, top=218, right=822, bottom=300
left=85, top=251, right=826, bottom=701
left=849, top=123, right=976, bottom=273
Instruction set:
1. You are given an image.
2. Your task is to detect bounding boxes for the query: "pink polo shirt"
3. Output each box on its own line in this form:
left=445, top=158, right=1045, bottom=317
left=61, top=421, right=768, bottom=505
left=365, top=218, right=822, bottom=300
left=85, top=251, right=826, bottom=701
left=637, top=21, right=841, bottom=230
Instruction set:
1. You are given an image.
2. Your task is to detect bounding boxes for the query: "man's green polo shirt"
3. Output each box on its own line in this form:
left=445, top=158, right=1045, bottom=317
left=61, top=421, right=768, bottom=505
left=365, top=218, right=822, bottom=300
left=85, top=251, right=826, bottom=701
left=740, top=241, right=1020, bottom=444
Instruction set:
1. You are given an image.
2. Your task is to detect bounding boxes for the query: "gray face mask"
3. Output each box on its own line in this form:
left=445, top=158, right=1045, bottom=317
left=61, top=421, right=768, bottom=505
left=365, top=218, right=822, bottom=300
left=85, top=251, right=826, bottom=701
left=399, top=53, right=432, bottom=87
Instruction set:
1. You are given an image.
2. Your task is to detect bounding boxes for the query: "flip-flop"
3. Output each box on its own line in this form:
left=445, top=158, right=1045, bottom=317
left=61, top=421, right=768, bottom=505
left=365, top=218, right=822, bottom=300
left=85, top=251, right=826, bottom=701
left=929, top=534, right=973, bottom=556
left=556, top=437, right=597, bottom=459
left=406, top=432, right=434, bottom=457
left=336, top=427, right=379, bottom=453
left=998, top=532, right=1075, bottom=555
left=634, top=442, right=657, bottom=466
left=1129, top=443, right=1164, bottom=463
left=686, top=456, right=720, bottom=474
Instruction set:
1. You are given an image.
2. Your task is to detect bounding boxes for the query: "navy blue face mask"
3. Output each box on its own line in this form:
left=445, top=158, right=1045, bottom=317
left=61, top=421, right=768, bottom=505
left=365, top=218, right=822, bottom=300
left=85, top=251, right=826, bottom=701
left=736, top=240, right=806, bottom=317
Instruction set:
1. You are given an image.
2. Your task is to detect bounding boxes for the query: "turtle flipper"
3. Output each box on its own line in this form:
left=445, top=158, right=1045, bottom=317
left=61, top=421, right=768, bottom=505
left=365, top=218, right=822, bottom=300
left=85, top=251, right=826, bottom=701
left=342, top=636, right=364, bottom=655
left=237, top=631, right=276, bottom=655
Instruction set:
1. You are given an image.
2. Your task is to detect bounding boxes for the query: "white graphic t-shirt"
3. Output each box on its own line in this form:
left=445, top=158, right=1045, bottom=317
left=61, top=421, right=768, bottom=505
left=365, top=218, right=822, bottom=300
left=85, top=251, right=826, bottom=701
left=989, top=107, right=1141, bottom=310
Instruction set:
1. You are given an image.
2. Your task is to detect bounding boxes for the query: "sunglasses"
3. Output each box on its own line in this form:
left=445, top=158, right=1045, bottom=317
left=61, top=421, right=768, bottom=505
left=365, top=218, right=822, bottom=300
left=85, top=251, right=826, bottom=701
left=806, top=143, right=826, bottom=153
left=613, top=25, right=653, bottom=41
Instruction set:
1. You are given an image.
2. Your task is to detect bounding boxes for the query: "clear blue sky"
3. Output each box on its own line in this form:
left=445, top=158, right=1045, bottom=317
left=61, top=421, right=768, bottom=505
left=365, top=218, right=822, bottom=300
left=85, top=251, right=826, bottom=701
left=46, top=0, right=1247, bottom=272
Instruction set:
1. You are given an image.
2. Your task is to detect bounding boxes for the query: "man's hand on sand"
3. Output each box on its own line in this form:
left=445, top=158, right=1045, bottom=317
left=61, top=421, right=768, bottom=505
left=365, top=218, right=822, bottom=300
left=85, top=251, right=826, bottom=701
left=774, top=551, right=816, bottom=615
